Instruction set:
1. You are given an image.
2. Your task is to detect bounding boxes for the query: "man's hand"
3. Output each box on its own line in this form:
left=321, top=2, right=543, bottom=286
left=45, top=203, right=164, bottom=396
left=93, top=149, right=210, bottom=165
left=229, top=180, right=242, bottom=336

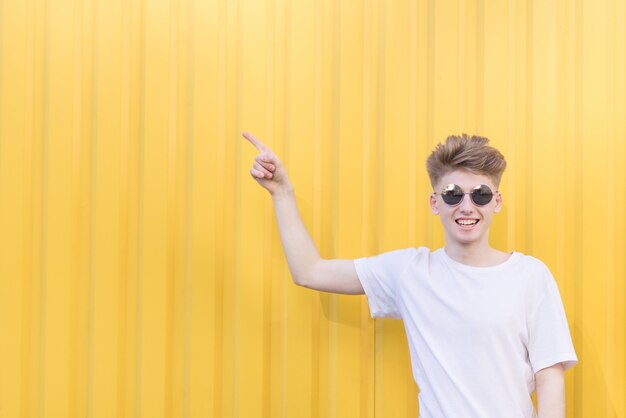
left=242, top=132, right=292, bottom=196
left=535, top=362, right=565, bottom=418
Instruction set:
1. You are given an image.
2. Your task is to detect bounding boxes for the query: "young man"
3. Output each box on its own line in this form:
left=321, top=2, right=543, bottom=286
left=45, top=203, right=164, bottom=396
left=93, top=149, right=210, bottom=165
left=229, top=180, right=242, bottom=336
left=243, top=131, right=578, bottom=418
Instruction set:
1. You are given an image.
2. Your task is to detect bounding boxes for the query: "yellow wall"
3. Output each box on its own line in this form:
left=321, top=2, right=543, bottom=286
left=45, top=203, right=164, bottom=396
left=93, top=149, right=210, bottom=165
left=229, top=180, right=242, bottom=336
left=0, top=0, right=624, bottom=417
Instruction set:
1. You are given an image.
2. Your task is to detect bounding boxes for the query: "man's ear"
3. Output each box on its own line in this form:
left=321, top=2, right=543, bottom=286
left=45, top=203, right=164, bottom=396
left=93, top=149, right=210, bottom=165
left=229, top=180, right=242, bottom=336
left=494, top=192, right=503, bottom=213
left=430, top=194, right=439, bottom=215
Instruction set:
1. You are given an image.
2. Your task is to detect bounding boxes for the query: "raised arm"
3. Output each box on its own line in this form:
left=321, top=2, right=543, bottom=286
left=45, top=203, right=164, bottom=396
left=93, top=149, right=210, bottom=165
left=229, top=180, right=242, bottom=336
left=243, top=132, right=364, bottom=295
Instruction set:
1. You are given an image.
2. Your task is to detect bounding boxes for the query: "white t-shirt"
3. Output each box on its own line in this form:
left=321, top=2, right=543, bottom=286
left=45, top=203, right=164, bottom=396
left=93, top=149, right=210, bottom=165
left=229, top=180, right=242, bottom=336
left=353, top=246, right=578, bottom=418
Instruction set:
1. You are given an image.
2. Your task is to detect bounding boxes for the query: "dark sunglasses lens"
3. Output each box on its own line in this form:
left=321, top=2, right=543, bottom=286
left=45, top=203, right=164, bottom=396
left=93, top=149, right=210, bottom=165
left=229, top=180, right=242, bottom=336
left=441, top=184, right=464, bottom=205
left=471, top=185, right=493, bottom=205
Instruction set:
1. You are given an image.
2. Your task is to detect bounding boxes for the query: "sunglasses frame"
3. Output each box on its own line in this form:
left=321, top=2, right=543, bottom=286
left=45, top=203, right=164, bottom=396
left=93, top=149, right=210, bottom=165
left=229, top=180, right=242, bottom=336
left=433, top=184, right=499, bottom=207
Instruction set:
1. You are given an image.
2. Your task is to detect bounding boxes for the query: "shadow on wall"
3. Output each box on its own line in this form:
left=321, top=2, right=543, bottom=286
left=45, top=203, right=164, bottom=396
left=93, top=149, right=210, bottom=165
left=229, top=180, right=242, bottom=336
left=319, top=292, right=362, bottom=328
left=571, top=321, right=617, bottom=416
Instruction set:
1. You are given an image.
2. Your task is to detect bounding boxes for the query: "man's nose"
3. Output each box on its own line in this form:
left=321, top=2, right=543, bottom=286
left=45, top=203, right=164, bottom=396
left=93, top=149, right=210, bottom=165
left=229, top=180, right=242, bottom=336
left=459, top=194, right=474, bottom=212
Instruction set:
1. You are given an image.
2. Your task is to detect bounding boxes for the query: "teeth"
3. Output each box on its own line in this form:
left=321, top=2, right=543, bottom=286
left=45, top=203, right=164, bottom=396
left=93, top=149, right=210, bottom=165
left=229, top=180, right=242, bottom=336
left=457, top=219, right=478, bottom=225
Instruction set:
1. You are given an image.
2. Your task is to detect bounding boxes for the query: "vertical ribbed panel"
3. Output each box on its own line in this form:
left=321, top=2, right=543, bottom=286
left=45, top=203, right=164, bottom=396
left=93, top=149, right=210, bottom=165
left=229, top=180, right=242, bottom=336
left=0, top=0, right=625, bottom=417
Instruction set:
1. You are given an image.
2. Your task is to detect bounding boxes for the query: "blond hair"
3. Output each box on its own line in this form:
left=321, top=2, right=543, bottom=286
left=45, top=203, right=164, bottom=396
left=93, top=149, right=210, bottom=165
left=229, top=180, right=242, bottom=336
left=426, top=134, right=506, bottom=188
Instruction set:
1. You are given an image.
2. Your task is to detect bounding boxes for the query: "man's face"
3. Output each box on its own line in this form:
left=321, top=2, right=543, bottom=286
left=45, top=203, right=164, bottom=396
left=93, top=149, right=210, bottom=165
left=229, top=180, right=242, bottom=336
left=429, top=169, right=502, bottom=246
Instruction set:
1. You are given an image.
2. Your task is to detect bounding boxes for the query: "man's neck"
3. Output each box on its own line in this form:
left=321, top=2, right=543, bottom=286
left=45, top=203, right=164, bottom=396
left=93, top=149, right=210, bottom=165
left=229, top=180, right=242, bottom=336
left=443, top=240, right=506, bottom=267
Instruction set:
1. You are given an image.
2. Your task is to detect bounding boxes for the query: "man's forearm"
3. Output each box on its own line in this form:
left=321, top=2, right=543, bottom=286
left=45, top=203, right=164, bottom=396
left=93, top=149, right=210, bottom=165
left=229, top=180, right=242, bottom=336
left=536, top=364, right=565, bottom=418
left=271, top=188, right=321, bottom=285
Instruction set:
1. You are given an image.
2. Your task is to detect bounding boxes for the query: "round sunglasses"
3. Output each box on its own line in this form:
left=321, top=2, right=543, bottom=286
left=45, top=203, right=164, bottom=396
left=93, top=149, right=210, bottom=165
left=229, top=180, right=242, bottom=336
left=433, top=184, right=497, bottom=206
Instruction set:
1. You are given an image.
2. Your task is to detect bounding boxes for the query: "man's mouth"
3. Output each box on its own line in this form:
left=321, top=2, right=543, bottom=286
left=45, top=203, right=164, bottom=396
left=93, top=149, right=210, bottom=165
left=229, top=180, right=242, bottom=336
left=455, top=219, right=479, bottom=227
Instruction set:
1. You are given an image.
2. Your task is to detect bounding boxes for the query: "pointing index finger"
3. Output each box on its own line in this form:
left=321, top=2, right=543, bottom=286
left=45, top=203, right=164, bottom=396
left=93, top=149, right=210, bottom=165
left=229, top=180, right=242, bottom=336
left=242, top=132, right=268, bottom=151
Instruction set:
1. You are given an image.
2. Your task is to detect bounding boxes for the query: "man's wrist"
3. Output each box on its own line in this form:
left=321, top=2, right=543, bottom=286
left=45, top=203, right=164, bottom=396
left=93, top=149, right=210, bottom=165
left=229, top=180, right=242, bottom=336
left=271, top=186, right=295, bottom=199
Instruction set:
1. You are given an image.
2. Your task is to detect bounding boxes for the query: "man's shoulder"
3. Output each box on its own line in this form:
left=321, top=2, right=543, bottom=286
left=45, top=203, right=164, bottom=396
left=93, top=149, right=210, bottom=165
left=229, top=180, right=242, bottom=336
left=511, top=251, right=550, bottom=270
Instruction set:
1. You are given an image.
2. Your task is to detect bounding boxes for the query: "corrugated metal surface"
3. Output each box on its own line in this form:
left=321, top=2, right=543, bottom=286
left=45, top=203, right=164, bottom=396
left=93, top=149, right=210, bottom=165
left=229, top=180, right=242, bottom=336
left=0, top=0, right=624, bottom=417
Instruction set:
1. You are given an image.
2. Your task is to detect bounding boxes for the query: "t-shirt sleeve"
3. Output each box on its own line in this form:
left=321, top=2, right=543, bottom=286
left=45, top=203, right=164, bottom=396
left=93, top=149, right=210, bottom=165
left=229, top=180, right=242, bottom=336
left=526, top=263, right=578, bottom=374
left=353, top=247, right=418, bottom=319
